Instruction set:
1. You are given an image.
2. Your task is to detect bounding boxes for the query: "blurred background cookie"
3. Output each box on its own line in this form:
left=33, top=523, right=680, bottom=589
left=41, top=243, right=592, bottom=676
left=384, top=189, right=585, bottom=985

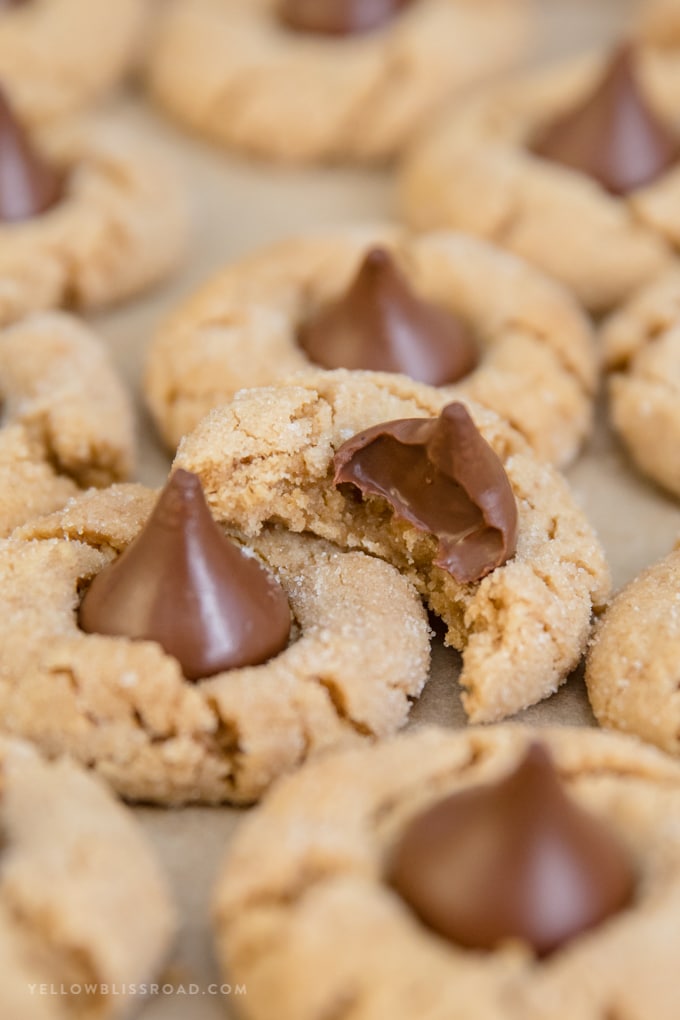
left=0, top=312, right=135, bottom=536
left=0, top=94, right=188, bottom=322
left=147, top=0, right=529, bottom=163
left=586, top=543, right=680, bottom=755
left=0, top=0, right=148, bottom=125
left=399, top=44, right=680, bottom=312
left=601, top=268, right=680, bottom=498
left=0, top=734, right=175, bottom=1018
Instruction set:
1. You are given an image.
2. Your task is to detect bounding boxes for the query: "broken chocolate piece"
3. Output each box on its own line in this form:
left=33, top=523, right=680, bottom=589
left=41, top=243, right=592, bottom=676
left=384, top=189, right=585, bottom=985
left=333, top=402, right=517, bottom=583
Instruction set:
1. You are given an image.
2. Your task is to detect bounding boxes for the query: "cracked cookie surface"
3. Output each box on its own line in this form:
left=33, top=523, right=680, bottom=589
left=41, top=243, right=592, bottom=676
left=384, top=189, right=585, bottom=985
left=174, top=371, right=610, bottom=723
left=0, top=312, right=135, bottom=537
left=586, top=545, right=680, bottom=755
left=146, top=227, right=596, bottom=466
left=398, top=50, right=680, bottom=312
left=600, top=268, right=680, bottom=497
left=0, top=735, right=175, bottom=1019
left=0, top=0, right=147, bottom=126
left=0, top=483, right=430, bottom=804
left=216, top=724, right=680, bottom=1020
left=147, top=0, right=527, bottom=163
left=0, top=116, right=187, bottom=324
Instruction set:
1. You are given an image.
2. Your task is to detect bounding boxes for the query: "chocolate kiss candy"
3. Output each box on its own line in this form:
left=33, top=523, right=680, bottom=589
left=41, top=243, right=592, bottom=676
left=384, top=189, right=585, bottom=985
left=298, top=249, right=478, bottom=387
left=279, top=0, right=412, bottom=36
left=388, top=744, right=636, bottom=956
left=333, top=402, right=517, bottom=583
left=79, top=470, right=292, bottom=681
left=0, top=88, right=64, bottom=223
left=531, top=45, right=680, bottom=196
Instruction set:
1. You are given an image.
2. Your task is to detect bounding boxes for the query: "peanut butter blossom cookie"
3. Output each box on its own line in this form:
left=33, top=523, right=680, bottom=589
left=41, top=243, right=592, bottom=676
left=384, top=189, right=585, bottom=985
left=215, top=725, right=680, bottom=1020
left=399, top=44, right=680, bottom=311
left=0, top=312, right=135, bottom=537
left=600, top=266, right=680, bottom=498
left=0, top=0, right=147, bottom=125
left=146, top=228, right=596, bottom=467
left=586, top=545, right=680, bottom=756
left=0, top=90, right=186, bottom=323
left=0, top=736, right=175, bottom=1019
left=174, top=371, right=610, bottom=722
left=0, top=470, right=430, bottom=804
left=147, top=0, right=528, bottom=163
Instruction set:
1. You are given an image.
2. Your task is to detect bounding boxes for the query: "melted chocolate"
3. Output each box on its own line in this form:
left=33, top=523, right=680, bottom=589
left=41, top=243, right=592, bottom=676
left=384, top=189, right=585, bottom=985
left=279, top=0, right=412, bottom=36
left=388, top=744, right=636, bottom=956
left=531, top=45, right=680, bottom=195
left=333, top=402, right=517, bottom=583
left=0, top=89, right=64, bottom=223
left=79, top=470, right=292, bottom=681
left=298, top=248, right=478, bottom=386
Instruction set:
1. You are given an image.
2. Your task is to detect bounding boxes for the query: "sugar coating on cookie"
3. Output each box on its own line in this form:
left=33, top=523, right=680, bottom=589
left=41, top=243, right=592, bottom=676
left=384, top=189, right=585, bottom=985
left=0, top=114, right=187, bottom=324
left=0, top=483, right=430, bottom=804
left=0, top=312, right=135, bottom=537
left=586, top=546, right=680, bottom=754
left=0, top=0, right=147, bottom=125
left=146, top=228, right=596, bottom=466
left=216, top=724, right=680, bottom=1020
left=147, top=0, right=528, bottom=163
left=600, top=267, right=680, bottom=497
left=398, top=48, right=680, bottom=312
left=174, top=371, right=610, bottom=723
left=0, top=735, right=175, bottom=1018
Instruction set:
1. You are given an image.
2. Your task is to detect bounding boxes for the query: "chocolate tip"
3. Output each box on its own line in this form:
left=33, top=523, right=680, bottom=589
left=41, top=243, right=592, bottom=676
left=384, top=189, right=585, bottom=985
left=362, top=247, right=392, bottom=272
left=169, top=468, right=202, bottom=492
left=519, top=742, right=554, bottom=771
left=441, top=402, right=472, bottom=424
left=156, top=469, right=207, bottom=526
left=607, top=40, right=637, bottom=76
